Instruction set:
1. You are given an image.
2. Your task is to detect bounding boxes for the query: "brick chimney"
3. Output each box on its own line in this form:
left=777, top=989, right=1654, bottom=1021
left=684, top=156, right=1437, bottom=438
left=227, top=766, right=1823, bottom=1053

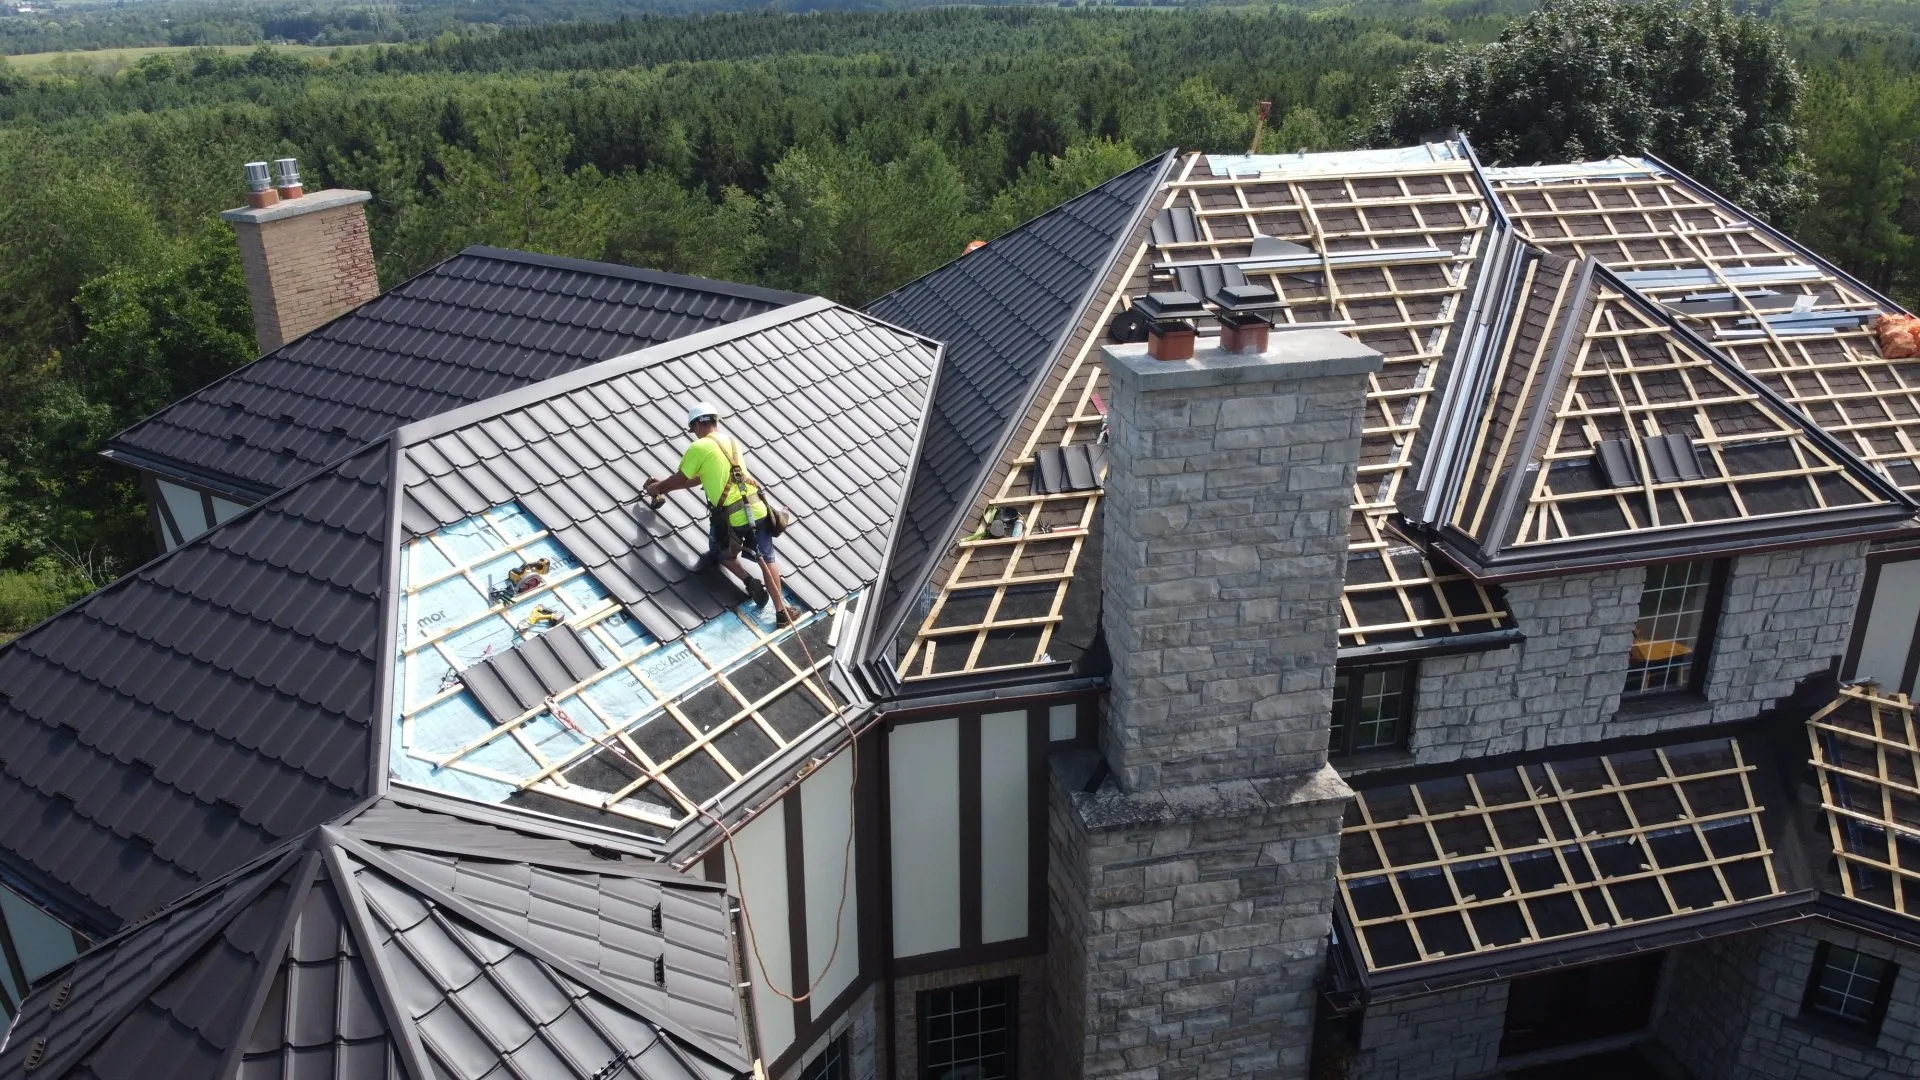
left=1045, top=330, right=1381, bottom=1079
left=220, top=159, right=378, bottom=354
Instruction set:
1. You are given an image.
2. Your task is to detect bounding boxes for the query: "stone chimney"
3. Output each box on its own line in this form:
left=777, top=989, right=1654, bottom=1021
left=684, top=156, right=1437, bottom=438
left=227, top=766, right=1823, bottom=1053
left=1045, top=330, right=1381, bottom=1079
left=220, top=159, right=378, bottom=354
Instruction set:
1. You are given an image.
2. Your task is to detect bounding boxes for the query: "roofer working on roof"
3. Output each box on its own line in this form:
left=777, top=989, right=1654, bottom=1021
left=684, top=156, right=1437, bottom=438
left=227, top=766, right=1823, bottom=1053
left=644, top=402, right=798, bottom=628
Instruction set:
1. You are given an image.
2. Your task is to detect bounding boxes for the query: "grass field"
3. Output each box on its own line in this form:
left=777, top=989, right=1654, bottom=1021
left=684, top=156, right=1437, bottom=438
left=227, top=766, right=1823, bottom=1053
left=4, top=42, right=372, bottom=74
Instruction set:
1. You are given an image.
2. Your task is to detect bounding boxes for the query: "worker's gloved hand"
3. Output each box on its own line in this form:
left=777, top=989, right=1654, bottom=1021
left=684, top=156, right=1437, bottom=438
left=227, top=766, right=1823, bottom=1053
left=642, top=478, right=660, bottom=497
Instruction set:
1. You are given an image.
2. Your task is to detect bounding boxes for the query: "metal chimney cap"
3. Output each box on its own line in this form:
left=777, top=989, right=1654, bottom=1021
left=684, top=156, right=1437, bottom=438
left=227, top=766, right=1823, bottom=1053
left=273, top=158, right=300, bottom=184
left=243, top=161, right=273, bottom=192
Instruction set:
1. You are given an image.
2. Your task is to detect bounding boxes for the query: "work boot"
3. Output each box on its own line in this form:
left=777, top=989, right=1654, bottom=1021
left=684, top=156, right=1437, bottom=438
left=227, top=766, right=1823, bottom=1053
left=746, top=579, right=769, bottom=607
left=776, top=607, right=795, bottom=629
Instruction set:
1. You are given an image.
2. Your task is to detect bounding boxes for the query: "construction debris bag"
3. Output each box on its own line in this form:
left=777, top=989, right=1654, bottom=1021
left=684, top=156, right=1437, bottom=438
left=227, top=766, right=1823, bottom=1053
left=1876, top=314, right=1920, bottom=359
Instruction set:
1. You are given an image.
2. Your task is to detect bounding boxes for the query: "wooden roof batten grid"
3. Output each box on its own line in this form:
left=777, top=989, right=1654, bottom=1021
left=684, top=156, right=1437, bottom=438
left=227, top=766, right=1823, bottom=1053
left=1489, top=159, right=1920, bottom=497
left=395, top=516, right=850, bottom=829
left=1446, top=255, right=1897, bottom=558
left=899, top=148, right=1516, bottom=681
left=1337, top=737, right=1783, bottom=973
left=1810, top=686, right=1920, bottom=917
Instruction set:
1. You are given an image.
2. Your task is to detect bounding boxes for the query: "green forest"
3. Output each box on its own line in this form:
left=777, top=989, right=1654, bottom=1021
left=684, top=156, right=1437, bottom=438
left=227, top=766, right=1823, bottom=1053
left=2, top=0, right=1920, bottom=633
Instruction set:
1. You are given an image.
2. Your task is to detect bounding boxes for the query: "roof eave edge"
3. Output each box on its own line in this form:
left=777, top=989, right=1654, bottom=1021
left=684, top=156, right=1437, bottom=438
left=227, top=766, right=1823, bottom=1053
left=1434, top=507, right=1919, bottom=582
left=1354, top=892, right=1815, bottom=1002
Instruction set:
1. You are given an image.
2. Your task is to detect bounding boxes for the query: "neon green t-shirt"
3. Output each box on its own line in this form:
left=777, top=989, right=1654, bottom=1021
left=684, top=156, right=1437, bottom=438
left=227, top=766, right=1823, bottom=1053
left=678, top=433, right=766, bottom=527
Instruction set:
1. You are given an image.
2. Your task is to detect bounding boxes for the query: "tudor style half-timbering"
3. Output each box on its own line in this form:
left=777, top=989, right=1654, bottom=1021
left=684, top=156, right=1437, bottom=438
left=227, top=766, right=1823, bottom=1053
left=10, top=140, right=1920, bottom=1080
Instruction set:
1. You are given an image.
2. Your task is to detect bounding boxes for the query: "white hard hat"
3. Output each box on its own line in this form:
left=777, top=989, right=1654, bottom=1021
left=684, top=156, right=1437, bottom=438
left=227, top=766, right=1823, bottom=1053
left=685, top=400, right=723, bottom=429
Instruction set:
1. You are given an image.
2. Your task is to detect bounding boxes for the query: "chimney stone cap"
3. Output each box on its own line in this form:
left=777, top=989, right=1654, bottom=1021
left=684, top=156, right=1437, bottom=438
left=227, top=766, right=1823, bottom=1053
left=1103, top=328, right=1381, bottom=392
left=221, top=188, right=371, bottom=225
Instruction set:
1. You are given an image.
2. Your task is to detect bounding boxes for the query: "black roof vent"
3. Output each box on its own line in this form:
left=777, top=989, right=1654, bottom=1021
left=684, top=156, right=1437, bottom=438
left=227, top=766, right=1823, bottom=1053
left=653, top=954, right=667, bottom=987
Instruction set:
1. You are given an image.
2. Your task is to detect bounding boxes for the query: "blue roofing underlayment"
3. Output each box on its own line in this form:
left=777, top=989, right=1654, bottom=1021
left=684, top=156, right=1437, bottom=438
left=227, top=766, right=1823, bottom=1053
left=104, top=248, right=804, bottom=501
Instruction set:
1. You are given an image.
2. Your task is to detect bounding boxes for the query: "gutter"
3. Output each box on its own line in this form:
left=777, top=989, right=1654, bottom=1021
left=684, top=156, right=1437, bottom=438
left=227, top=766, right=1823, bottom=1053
left=1338, top=626, right=1523, bottom=664
left=96, top=446, right=276, bottom=505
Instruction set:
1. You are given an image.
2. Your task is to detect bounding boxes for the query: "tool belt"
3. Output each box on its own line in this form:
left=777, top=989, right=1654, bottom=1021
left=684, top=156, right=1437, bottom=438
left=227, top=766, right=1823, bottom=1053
left=709, top=436, right=793, bottom=556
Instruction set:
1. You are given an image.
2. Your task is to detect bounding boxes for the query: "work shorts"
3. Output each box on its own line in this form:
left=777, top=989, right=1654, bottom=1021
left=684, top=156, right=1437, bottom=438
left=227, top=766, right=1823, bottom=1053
left=709, top=514, right=778, bottom=565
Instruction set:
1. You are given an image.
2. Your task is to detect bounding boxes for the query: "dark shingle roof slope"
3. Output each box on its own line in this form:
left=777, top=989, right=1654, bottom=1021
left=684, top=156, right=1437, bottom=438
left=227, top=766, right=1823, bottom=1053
left=0, top=440, right=391, bottom=935
left=861, top=151, right=1176, bottom=651
left=0, top=296, right=935, bottom=928
left=0, top=794, right=747, bottom=1080
left=104, top=248, right=806, bottom=501
left=387, top=298, right=936, bottom=828
left=396, top=296, right=938, bottom=638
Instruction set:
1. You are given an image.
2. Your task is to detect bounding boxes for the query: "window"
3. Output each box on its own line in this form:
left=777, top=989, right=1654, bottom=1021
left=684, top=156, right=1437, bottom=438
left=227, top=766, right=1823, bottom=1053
left=1802, top=943, right=1897, bottom=1036
left=919, top=977, right=1015, bottom=1080
left=0, top=882, right=88, bottom=1021
left=1499, top=953, right=1663, bottom=1057
left=1330, top=664, right=1413, bottom=758
left=1624, top=560, right=1722, bottom=696
left=800, top=1034, right=849, bottom=1080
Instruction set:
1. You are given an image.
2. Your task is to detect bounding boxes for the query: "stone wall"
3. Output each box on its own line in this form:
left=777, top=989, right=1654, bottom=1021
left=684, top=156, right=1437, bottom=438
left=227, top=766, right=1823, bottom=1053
left=1391, top=542, right=1866, bottom=769
left=1655, top=921, right=1920, bottom=1080
left=1100, top=334, right=1380, bottom=789
left=1047, top=756, right=1350, bottom=1079
left=777, top=982, right=882, bottom=1080
left=1657, top=929, right=1767, bottom=1080
left=1348, top=982, right=1509, bottom=1080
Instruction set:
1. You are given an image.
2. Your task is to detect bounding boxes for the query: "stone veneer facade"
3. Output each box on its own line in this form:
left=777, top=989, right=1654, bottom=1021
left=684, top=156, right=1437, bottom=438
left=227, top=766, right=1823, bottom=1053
left=1351, top=920, right=1920, bottom=1080
left=1047, top=332, right=1381, bottom=1079
left=1365, top=541, right=1869, bottom=771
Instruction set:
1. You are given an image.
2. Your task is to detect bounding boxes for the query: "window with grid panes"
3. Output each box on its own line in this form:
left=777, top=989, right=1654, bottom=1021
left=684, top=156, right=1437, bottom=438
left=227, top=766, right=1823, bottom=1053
left=1330, top=663, right=1413, bottom=758
left=799, top=1034, right=849, bottom=1080
left=1802, top=943, right=1898, bottom=1035
left=1625, top=561, right=1721, bottom=696
left=919, top=978, right=1015, bottom=1079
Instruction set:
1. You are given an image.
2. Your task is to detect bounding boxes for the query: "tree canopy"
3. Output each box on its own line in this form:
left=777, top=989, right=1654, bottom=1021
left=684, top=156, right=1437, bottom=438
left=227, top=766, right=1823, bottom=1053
left=1374, top=0, right=1811, bottom=221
